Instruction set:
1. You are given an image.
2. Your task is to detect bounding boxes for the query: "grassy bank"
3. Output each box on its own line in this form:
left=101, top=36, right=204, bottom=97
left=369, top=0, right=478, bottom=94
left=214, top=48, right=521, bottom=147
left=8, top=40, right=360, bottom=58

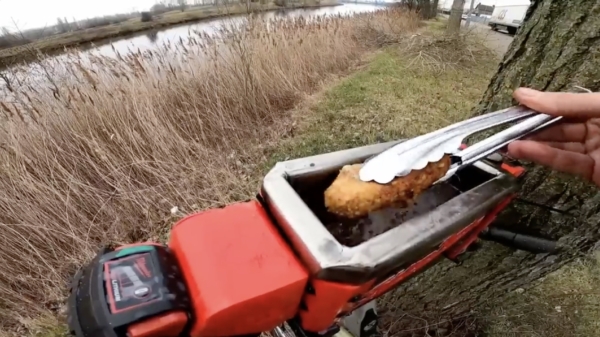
left=269, top=39, right=493, bottom=161
left=0, top=0, right=339, bottom=65
left=0, top=7, right=419, bottom=336
left=482, top=253, right=600, bottom=336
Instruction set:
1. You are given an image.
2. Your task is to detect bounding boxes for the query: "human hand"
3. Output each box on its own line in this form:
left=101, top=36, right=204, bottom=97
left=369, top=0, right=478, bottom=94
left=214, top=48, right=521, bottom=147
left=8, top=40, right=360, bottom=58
left=507, top=87, right=600, bottom=186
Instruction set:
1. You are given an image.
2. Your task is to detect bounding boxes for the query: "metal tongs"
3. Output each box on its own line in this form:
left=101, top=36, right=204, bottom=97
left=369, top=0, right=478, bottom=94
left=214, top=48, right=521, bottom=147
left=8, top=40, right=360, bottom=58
left=359, top=106, right=562, bottom=184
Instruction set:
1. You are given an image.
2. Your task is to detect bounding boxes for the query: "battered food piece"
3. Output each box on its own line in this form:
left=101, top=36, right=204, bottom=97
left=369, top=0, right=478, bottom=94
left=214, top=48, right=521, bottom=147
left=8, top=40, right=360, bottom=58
left=324, top=155, right=451, bottom=219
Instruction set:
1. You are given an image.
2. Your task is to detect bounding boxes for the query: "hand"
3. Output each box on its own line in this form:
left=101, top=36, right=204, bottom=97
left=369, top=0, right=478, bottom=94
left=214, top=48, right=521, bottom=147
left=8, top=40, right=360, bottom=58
left=507, top=87, right=600, bottom=186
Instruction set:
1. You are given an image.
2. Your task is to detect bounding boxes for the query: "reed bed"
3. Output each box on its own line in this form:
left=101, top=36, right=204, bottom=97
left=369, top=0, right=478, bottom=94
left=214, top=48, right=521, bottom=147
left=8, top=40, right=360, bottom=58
left=0, top=8, right=420, bottom=332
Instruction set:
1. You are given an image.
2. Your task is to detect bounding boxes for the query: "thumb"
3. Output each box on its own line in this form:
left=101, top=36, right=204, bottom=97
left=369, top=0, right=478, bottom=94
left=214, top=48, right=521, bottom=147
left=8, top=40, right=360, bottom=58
left=513, top=87, right=600, bottom=119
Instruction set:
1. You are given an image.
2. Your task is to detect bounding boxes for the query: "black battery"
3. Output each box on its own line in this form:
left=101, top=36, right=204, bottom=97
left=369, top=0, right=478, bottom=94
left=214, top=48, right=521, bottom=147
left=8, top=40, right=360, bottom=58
left=67, top=244, right=192, bottom=337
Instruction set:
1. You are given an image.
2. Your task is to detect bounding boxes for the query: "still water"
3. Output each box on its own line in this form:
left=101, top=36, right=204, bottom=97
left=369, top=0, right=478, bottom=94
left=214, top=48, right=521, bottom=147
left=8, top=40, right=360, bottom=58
left=1, top=3, right=387, bottom=95
left=78, top=4, right=384, bottom=58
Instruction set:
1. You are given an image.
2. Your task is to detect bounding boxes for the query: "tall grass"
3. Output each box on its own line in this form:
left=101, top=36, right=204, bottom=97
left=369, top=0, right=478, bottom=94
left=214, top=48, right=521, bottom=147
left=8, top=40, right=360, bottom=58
left=0, top=8, right=420, bottom=333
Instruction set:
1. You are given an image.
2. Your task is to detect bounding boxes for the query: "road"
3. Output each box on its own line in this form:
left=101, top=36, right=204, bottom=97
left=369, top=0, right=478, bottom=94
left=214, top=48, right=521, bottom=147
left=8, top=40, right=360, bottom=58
left=440, top=14, right=515, bottom=57
left=466, top=21, right=515, bottom=57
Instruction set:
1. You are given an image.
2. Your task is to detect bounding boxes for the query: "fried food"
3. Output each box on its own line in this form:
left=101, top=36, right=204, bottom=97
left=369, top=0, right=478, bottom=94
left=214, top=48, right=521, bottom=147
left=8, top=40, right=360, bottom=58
left=324, top=155, right=451, bottom=219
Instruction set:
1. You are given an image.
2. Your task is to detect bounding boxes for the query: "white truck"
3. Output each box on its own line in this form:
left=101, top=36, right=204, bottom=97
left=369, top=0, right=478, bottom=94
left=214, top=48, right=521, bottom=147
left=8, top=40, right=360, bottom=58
left=488, top=1, right=530, bottom=35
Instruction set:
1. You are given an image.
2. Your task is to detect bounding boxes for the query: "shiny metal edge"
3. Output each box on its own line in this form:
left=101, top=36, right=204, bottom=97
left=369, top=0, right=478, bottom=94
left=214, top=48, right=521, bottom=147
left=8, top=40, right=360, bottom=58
left=457, top=113, right=561, bottom=167
left=261, top=140, right=403, bottom=275
left=261, top=141, right=519, bottom=284
left=344, top=174, right=518, bottom=277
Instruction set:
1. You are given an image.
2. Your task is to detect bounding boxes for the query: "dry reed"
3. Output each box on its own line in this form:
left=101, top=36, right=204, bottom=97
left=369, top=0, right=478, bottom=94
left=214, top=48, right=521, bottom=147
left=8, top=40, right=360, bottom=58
left=401, top=30, right=496, bottom=73
left=0, top=8, right=420, bottom=333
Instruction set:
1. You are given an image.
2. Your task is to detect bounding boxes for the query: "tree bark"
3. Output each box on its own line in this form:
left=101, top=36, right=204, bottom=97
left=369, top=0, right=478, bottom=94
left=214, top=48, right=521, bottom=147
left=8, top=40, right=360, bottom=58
left=380, top=1, right=600, bottom=335
left=425, top=0, right=432, bottom=19
left=446, top=0, right=464, bottom=34
left=431, top=0, right=439, bottom=18
left=419, top=0, right=431, bottom=19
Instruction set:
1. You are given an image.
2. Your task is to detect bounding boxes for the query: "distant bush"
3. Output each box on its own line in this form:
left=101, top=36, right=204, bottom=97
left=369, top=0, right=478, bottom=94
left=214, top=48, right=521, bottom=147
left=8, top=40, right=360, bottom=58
left=394, top=0, right=436, bottom=18
left=0, top=26, right=54, bottom=49
left=141, top=12, right=154, bottom=22
left=151, top=3, right=168, bottom=12
left=0, top=13, right=139, bottom=50
left=0, top=29, right=32, bottom=49
left=78, top=13, right=136, bottom=29
left=151, top=3, right=174, bottom=15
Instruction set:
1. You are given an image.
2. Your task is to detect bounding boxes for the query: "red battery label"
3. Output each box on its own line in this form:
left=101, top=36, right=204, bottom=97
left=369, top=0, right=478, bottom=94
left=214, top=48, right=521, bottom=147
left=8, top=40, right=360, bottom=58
left=103, top=253, right=163, bottom=314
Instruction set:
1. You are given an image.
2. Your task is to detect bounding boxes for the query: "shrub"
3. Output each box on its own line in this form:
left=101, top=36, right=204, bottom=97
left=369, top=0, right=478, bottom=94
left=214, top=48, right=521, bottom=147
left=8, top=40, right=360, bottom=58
left=141, top=11, right=154, bottom=22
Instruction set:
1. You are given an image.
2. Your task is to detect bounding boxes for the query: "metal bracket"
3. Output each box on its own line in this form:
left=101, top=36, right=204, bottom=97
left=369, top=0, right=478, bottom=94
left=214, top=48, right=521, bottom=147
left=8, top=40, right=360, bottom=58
left=340, top=300, right=381, bottom=337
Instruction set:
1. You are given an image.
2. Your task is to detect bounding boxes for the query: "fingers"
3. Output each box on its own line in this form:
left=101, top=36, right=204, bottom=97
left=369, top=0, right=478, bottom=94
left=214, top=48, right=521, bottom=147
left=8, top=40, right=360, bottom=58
left=507, top=140, right=594, bottom=180
left=500, top=141, right=586, bottom=154
left=540, top=141, right=586, bottom=153
left=525, top=122, right=586, bottom=143
left=513, top=88, right=600, bottom=119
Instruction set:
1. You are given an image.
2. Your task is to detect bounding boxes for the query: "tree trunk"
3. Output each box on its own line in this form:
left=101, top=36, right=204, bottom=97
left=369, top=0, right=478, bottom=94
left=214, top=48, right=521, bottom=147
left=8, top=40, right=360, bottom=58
left=379, top=1, right=600, bottom=335
left=446, top=0, right=464, bottom=34
left=418, top=0, right=431, bottom=19
left=431, top=0, right=439, bottom=18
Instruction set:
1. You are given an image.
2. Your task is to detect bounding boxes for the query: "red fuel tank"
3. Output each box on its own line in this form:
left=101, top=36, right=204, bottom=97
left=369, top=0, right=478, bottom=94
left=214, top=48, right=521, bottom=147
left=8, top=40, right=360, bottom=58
left=169, top=200, right=309, bottom=337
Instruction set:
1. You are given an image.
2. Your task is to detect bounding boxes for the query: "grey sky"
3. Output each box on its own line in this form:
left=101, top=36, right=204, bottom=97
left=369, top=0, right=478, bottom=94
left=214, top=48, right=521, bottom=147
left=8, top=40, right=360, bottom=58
left=1, top=0, right=157, bottom=30
left=1, top=0, right=528, bottom=31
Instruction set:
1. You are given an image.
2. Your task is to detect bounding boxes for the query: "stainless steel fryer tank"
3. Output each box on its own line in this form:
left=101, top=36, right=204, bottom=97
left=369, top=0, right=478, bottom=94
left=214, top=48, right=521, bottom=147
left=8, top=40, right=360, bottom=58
left=260, top=140, right=519, bottom=284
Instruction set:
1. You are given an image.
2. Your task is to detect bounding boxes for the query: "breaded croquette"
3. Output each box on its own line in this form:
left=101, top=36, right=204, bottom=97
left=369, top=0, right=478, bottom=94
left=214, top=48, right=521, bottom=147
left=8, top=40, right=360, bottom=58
left=324, top=156, right=451, bottom=218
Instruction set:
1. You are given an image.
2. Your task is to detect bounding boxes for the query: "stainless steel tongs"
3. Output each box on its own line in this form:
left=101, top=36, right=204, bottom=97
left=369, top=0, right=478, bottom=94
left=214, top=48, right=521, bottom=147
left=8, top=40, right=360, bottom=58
left=358, top=106, right=562, bottom=184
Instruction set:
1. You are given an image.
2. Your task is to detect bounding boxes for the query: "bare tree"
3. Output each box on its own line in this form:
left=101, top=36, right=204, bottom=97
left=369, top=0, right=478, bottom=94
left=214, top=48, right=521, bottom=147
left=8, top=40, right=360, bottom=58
left=178, top=0, right=187, bottom=11
left=398, top=0, right=435, bottom=19
left=432, top=0, right=439, bottom=17
left=418, top=0, right=430, bottom=19
left=446, top=0, right=464, bottom=34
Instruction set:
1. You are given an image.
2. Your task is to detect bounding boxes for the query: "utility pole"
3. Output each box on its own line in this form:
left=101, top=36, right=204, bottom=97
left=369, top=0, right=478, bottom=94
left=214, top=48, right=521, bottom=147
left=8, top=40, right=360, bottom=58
left=464, top=0, right=476, bottom=28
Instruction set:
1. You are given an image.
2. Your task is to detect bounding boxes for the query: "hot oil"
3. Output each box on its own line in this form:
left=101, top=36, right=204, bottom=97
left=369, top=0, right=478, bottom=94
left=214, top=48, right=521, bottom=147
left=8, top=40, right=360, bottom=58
left=291, top=163, right=496, bottom=247
left=321, top=182, right=460, bottom=247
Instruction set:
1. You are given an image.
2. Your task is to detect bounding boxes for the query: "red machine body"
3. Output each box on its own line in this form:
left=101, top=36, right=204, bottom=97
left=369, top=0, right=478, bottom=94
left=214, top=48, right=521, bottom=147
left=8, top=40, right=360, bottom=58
left=169, top=201, right=309, bottom=336
left=120, top=162, right=525, bottom=337
left=67, top=142, right=530, bottom=337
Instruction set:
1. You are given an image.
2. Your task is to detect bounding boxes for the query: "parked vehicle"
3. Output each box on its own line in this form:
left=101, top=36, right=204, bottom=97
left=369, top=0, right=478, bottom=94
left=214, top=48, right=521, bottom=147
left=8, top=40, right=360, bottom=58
left=488, top=1, right=530, bottom=35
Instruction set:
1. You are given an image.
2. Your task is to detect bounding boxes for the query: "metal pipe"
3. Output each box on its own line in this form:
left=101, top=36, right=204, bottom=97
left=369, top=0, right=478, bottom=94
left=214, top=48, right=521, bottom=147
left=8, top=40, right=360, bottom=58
left=479, top=227, right=558, bottom=254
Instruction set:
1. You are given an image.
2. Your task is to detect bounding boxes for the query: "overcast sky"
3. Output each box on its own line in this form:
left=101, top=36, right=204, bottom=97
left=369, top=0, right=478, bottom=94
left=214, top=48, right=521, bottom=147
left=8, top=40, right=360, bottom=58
left=0, top=0, right=157, bottom=31
left=1, top=0, right=527, bottom=31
